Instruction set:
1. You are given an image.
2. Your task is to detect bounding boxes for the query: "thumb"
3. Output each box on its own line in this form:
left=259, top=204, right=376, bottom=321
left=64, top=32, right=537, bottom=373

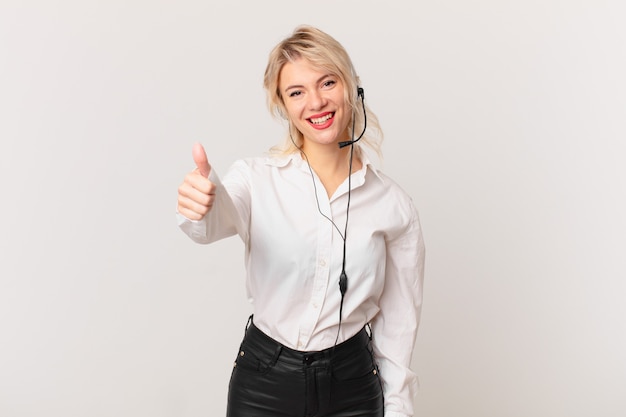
left=192, top=142, right=211, bottom=178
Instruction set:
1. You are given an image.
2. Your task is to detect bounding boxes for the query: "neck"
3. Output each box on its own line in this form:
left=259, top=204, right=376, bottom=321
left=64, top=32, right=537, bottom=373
left=300, top=142, right=362, bottom=198
left=301, top=143, right=355, bottom=173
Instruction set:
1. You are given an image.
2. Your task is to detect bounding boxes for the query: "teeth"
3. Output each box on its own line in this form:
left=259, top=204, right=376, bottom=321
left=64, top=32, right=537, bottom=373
left=310, top=113, right=333, bottom=124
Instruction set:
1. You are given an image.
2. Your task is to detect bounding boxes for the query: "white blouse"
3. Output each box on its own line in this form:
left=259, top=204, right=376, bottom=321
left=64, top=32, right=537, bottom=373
left=177, top=151, right=425, bottom=417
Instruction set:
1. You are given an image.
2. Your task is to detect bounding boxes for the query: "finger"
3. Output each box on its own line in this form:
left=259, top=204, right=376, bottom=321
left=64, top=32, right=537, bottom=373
left=178, top=180, right=215, bottom=206
left=177, top=205, right=207, bottom=221
left=192, top=142, right=211, bottom=178
left=177, top=194, right=213, bottom=219
left=183, top=171, right=216, bottom=195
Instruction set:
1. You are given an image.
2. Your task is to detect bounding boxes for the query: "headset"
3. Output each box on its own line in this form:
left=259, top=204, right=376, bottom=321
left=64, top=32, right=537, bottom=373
left=338, top=87, right=366, bottom=148
left=293, top=87, right=367, bottom=346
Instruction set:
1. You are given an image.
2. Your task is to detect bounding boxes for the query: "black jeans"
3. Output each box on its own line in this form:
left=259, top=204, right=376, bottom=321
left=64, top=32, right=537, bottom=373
left=227, top=318, right=384, bottom=417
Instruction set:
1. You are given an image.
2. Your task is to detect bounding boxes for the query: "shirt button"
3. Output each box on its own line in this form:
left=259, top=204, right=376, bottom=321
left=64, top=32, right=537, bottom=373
left=319, top=259, right=327, bottom=267
left=312, top=302, right=318, bottom=309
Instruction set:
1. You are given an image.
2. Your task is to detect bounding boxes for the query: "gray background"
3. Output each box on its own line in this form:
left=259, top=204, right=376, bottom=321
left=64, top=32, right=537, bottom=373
left=1, top=1, right=625, bottom=416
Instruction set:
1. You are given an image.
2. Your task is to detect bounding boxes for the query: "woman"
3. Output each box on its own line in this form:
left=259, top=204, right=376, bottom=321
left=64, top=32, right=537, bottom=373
left=177, top=25, right=425, bottom=417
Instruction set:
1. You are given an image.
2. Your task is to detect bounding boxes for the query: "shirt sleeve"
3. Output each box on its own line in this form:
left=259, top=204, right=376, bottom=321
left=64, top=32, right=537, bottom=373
left=371, top=202, right=425, bottom=417
left=177, top=161, right=250, bottom=244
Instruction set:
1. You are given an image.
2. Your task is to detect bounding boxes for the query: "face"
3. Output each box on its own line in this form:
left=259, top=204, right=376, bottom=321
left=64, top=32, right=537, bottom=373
left=279, top=58, right=351, bottom=149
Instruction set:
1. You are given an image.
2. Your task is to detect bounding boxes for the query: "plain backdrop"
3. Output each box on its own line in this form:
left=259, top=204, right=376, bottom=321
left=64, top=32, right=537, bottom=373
left=1, top=1, right=625, bottom=416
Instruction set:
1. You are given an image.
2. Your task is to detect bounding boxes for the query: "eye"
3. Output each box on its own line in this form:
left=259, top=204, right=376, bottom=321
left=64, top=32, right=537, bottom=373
left=288, top=90, right=302, bottom=98
left=323, top=80, right=336, bottom=88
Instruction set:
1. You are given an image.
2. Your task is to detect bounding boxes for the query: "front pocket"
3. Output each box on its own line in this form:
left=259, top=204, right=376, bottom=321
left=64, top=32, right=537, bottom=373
left=233, top=345, right=276, bottom=375
left=330, top=346, right=378, bottom=382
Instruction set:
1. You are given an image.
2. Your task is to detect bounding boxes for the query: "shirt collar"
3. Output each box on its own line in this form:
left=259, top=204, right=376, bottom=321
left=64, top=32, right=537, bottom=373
left=264, top=149, right=386, bottom=184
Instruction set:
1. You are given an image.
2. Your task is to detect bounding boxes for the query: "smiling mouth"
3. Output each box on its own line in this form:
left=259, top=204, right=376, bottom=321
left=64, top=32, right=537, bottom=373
left=308, top=113, right=334, bottom=125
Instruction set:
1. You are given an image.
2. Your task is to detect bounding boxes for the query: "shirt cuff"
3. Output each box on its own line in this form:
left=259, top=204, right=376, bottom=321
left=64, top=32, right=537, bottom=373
left=176, top=211, right=209, bottom=243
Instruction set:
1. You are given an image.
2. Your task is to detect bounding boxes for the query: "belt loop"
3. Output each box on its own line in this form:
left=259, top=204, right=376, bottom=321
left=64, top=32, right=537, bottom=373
left=244, top=314, right=253, bottom=334
left=270, top=344, right=282, bottom=366
left=324, top=348, right=334, bottom=372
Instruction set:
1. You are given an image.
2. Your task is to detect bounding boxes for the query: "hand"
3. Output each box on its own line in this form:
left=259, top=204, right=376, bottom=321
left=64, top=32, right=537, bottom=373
left=177, top=143, right=217, bottom=221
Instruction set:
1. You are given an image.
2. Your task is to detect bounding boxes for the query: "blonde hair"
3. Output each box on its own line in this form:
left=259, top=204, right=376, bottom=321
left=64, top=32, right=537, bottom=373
left=263, top=25, right=383, bottom=157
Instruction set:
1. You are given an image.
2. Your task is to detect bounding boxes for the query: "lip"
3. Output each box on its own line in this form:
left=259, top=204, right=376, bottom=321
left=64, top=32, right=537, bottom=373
left=307, top=112, right=335, bottom=130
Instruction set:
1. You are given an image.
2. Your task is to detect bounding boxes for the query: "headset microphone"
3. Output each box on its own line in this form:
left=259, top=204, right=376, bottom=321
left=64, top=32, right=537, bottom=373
left=338, top=87, right=367, bottom=148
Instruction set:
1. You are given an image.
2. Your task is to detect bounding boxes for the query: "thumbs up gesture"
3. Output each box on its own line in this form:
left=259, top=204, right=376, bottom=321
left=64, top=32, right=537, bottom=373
left=177, top=143, right=217, bottom=220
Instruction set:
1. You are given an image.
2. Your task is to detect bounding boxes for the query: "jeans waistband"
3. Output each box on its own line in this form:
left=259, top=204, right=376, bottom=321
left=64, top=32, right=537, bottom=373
left=243, top=318, right=371, bottom=366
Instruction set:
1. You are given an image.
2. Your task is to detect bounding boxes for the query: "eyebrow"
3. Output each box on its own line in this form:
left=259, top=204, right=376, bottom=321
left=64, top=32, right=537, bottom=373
left=283, top=74, right=333, bottom=94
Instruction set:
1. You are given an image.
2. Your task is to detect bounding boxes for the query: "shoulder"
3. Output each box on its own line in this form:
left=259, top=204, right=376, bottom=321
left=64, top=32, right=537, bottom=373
left=230, top=153, right=297, bottom=171
left=223, top=153, right=300, bottom=184
left=367, top=166, right=416, bottom=209
left=364, top=165, right=421, bottom=237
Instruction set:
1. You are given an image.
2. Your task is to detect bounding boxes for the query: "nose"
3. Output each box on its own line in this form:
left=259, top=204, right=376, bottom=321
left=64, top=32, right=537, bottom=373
left=307, top=90, right=326, bottom=111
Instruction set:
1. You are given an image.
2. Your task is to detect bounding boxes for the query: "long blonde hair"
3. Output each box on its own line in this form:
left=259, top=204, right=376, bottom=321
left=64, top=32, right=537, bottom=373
left=263, top=25, right=383, bottom=157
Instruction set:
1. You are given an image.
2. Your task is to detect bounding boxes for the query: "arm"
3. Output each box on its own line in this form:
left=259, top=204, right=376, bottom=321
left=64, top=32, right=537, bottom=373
left=371, top=205, right=425, bottom=417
